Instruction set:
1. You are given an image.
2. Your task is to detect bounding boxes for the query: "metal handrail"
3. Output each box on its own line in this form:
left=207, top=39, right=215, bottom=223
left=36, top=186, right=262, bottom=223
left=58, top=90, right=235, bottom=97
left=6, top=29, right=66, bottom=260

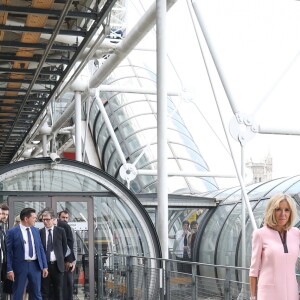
left=93, top=253, right=251, bottom=300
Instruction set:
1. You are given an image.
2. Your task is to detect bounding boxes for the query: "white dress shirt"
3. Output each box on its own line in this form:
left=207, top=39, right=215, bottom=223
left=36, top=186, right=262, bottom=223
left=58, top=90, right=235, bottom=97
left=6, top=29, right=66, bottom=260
left=20, top=224, right=37, bottom=260
left=46, top=226, right=56, bottom=262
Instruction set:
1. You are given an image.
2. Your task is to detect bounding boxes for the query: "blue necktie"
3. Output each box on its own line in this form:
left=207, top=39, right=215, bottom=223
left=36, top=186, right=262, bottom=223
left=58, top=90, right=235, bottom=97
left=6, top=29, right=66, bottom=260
left=26, top=228, right=33, bottom=258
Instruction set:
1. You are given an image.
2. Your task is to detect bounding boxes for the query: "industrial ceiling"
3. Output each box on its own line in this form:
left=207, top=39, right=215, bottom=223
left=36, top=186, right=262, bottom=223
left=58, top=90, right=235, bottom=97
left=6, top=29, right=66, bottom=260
left=0, top=0, right=117, bottom=166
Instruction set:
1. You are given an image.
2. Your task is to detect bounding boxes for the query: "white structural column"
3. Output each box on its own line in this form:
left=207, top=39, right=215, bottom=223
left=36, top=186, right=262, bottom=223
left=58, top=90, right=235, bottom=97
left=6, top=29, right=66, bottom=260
left=241, top=145, right=247, bottom=290
left=42, top=135, right=47, bottom=157
left=156, top=0, right=168, bottom=260
left=75, top=92, right=82, bottom=162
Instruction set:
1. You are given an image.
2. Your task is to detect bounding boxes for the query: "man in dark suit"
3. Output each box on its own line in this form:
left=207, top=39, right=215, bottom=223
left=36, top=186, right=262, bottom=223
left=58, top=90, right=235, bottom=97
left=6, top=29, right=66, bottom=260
left=58, top=210, right=77, bottom=300
left=6, top=207, right=48, bottom=300
left=57, top=218, right=76, bottom=300
left=40, top=210, right=67, bottom=300
left=0, top=207, right=6, bottom=275
left=0, top=204, right=9, bottom=234
left=0, top=207, right=7, bottom=299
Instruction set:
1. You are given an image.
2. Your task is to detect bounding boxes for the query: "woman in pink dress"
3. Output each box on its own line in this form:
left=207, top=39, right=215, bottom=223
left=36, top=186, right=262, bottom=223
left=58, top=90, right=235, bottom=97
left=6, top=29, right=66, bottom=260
left=249, top=193, right=300, bottom=300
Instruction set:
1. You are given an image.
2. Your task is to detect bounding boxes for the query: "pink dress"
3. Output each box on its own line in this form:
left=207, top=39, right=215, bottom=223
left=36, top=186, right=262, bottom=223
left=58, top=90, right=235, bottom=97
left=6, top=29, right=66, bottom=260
left=249, top=226, right=300, bottom=300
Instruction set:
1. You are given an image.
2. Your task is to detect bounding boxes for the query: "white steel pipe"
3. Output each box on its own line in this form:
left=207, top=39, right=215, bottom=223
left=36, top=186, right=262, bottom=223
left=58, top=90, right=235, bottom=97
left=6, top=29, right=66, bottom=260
left=241, top=144, right=247, bottom=289
left=137, top=170, right=236, bottom=177
left=95, top=92, right=127, bottom=165
left=42, top=135, right=48, bottom=157
left=156, top=0, right=169, bottom=260
left=75, top=92, right=82, bottom=162
left=257, top=125, right=300, bottom=135
left=99, top=85, right=181, bottom=95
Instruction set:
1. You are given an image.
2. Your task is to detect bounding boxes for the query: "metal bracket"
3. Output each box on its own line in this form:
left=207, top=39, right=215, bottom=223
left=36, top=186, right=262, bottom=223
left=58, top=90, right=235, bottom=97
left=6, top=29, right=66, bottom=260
left=119, top=163, right=137, bottom=182
left=229, top=113, right=256, bottom=145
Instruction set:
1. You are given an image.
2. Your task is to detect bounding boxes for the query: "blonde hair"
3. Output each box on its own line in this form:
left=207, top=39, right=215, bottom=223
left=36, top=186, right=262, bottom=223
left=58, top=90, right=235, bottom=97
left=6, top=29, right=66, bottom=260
left=264, top=193, right=297, bottom=230
left=13, top=214, right=20, bottom=227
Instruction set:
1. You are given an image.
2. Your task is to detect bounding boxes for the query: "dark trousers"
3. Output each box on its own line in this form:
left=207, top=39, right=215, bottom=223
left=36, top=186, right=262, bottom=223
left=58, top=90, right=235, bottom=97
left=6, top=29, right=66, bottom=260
left=63, top=270, right=74, bottom=300
left=176, top=254, right=191, bottom=274
left=42, top=262, right=64, bottom=300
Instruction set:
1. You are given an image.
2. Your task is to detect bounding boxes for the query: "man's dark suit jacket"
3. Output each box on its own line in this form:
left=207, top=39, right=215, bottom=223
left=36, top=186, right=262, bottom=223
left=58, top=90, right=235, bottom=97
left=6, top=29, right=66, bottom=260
left=40, top=226, right=68, bottom=273
left=57, top=220, right=75, bottom=263
left=0, top=225, right=6, bottom=281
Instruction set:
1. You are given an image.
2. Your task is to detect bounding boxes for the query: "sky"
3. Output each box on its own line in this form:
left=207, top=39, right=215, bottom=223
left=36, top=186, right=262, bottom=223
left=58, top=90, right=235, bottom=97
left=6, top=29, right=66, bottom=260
left=128, top=0, right=300, bottom=189
left=164, top=0, right=300, bottom=188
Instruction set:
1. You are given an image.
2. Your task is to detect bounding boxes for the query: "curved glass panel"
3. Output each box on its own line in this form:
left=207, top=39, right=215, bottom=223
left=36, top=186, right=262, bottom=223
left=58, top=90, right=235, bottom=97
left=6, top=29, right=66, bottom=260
left=93, top=197, right=150, bottom=256
left=263, top=176, right=300, bottom=197
left=0, top=159, right=161, bottom=300
left=89, top=100, right=99, bottom=128
left=247, top=178, right=286, bottom=200
left=216, top=203, right=241, bottom=266
left=114, top=102, right=155, bottom=123
left=109, top=94, right=156, bottom=111
left=0, top=160, right=160, bottom=257
left=1, top=169, right=109, bottom=192
left=84, top=57, right=218, bottom=194
left=168, top=209, right=199, bottom=254
left=198, top=204, right=234, bottom=275
left=198, top=187, right=236, bottom=199
left=120, top=115, right=157, bottom=137
left=169, top=143, right=207, bottom=165
left=285, top=179, right=300, bottom=194
left=239, top=199, right=267, bottom=277
left=94, top=113, right=104, bottom=141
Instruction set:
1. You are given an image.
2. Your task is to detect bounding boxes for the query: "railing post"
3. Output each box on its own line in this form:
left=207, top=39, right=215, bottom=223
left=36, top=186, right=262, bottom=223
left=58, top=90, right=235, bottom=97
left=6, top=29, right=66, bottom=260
left=192, top=263, right=197, bottom=300
left=126, top=256, right=134, bottom=300
left=165, top=260, right=170, bottom=300
left=143, top=257, right=149, bottom=300
left=113, top=255, right=118, bottom=297
left=224, top=267, right=231, bottom=300
left=98, top=254, right=104, bottom=299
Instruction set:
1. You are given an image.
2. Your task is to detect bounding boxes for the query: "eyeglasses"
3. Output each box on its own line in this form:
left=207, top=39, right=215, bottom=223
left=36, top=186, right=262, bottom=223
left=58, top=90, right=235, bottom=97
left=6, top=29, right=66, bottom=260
left=42, top=218, right=52, bottom=222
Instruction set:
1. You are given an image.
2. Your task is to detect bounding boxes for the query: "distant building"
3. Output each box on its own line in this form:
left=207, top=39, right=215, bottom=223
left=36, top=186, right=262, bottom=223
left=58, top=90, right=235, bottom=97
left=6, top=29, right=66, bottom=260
left=246, top=154, right=273, bottom=184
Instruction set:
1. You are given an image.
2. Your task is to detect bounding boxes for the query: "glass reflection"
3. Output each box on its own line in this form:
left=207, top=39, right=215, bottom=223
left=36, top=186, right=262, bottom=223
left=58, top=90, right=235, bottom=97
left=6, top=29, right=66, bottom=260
left=1, top=170, right=109, bottom=192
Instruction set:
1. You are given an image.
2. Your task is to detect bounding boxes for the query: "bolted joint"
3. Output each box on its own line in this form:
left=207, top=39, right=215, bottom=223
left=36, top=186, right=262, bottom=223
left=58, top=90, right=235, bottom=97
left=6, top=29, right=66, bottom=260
left=229, top=113, right=256, bottom=144
left=119, top=163, right=137, bottom=182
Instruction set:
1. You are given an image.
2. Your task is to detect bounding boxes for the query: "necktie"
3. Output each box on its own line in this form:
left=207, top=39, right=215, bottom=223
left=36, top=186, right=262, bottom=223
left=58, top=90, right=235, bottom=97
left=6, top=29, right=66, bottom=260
left=46, top=229, right=53, bottom=261
left=0, top=226, right=4, bottom=262
left=184, top=234, right=187, bottom=246
left=26, top=228, right=33, bottom=258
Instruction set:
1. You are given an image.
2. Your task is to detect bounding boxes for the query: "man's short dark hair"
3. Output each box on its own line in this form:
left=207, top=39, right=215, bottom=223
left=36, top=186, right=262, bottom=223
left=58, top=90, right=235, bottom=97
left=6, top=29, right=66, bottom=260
left=42, top=211, right=55, bottom=219
left=190, top=220, right=198, bottom=227
left=182, top=220, right=190, bottom=226
left=0, top=204, right=9, bottom=211
left=37, top=207, right=54, bottom=221
left=20, top=208, right=36, bottom=221
left=58, top=210, right=69, bottom=217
